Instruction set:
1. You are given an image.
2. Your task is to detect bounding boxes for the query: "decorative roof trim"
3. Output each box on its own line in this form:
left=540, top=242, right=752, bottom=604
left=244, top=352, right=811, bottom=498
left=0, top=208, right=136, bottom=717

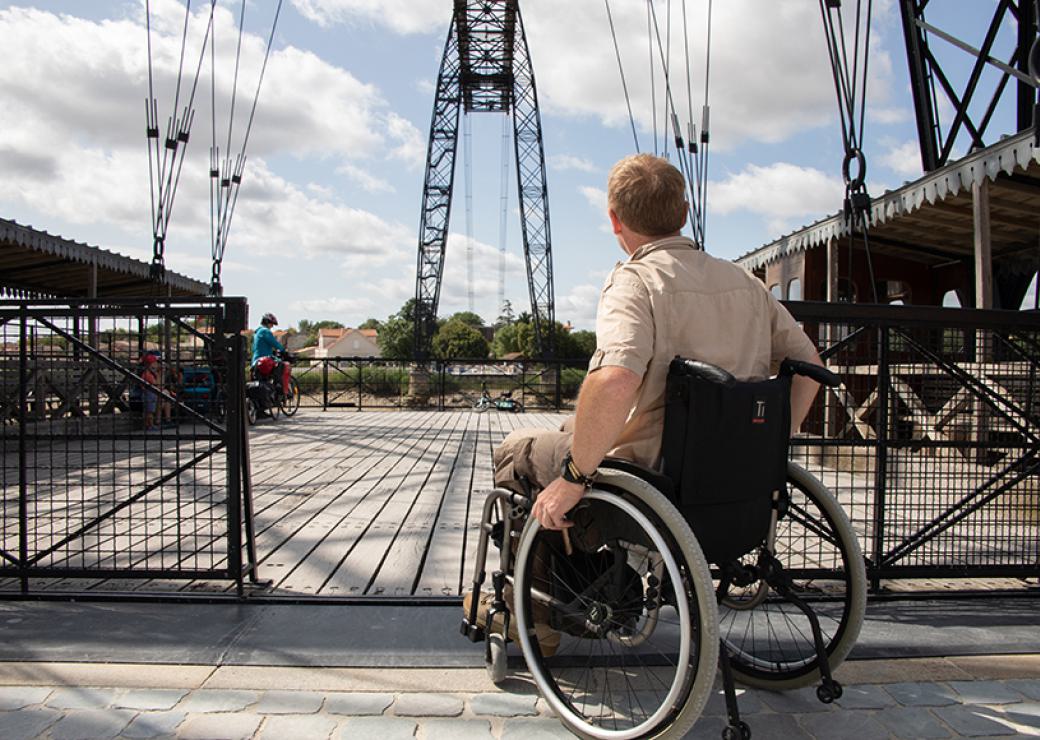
left=736, top=130, right=1040, bottom=272
left=0, top=217, right=208, bottom=295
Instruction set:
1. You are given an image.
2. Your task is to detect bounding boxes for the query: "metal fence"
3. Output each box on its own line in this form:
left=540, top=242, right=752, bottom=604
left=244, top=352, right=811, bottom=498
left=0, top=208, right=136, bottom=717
left=290, top=357, right=589, bottom=411
left=0, top=298, right=259, bottom=596
left=789, top=302, right=1040, bottom=590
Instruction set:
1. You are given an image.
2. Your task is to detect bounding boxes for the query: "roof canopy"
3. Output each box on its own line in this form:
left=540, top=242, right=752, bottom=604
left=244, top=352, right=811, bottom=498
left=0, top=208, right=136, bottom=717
left=0, top=218, right=208, bottom=299
left=737, top=130, right=1040, bottom=275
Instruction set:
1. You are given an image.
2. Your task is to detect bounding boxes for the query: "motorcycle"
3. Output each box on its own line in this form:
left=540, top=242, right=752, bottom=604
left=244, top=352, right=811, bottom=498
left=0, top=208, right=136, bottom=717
left=247, top=350, right=300, bottom=424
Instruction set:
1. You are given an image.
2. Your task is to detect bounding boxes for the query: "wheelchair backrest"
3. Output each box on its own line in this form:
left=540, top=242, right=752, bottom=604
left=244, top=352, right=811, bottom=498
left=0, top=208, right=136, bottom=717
left=661, top=357, right=790, bottom=565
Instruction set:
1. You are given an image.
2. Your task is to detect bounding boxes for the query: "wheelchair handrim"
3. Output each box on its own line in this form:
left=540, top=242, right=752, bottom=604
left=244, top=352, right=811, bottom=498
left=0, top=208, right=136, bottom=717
left=514, top=490, right=693, bottom=740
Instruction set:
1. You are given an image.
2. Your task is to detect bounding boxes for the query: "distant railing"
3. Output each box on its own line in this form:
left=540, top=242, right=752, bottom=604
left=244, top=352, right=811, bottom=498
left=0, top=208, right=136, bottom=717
left=289, top=357, right=590, bottom=411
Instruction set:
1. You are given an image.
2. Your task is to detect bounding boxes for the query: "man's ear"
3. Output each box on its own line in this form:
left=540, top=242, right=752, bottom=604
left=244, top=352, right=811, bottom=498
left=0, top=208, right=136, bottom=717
left=608, top=209, right=623, bottom=235
left=680, top=204, right=689, bottom=229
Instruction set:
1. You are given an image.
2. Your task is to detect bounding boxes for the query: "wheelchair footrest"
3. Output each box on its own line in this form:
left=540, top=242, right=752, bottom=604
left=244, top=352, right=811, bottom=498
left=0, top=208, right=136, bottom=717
left=460, top=619, right=485, bottom=643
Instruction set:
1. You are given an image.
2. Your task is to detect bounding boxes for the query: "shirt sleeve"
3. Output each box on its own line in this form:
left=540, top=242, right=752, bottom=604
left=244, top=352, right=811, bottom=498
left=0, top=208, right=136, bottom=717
left=588, top=270, right=654, bottom=379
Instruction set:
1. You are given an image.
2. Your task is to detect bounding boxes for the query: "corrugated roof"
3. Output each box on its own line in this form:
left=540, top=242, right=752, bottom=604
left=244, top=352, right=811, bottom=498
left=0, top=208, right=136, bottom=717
left=0, top=217, right=208, bottom=298
left=736, top=130, right=1040, bottom=272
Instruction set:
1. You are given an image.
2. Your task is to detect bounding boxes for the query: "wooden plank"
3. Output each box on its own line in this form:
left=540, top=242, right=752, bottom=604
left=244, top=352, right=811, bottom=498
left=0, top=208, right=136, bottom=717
left=323, top=411, right=465, bottom=596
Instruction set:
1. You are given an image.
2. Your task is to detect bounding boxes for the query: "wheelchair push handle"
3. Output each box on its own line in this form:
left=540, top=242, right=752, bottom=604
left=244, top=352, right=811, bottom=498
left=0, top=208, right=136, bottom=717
left=669, top=357, right=737, bottom=386
left=780, top=358, right=840, bottom=387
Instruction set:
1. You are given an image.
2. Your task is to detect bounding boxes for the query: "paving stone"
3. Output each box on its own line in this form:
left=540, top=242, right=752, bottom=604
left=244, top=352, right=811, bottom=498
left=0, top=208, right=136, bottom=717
left=324, top=692, right=394, bottom=716
left=835, top=684, right=896, bottom=709
left=702, top=688, right=763, bottom=716
left=946, top=680, right=1027, bottom=705
left=1005, top=680, right=1040, bottom=701
left=422, top=718, right=494, bottom=739
left=49, top=708, right=136, bottom=740
left=932, top=705, right=1019, bottom=736
left=391, top=693, right=464, bottom=717
left=259, top=713, right=338, bottom=739
left=500, top=718, right=575, bottom=739
left=115, top=689, right=189, bottom=711
left=254, top=689, right=324, bottom=714
left=178, top=712, right=264, bottom=739
left=0, top=686, right=51, bottom=710
left=798, top=711, right=890, bottom=740
left=757, top=687, right=836, bottom=714
left=45, top=687, right=123, bottom=709
left=176, top=689, right=259, bottom=713
left=874, top=706, right=954, bottom=739
left=337, top=716, right=417, bottom=739
left=121, top=711, right=188, bottom=738
left=470, top=692, right=538, bottom=717
left=688, top=714, right=810, bottom=740
left=884, top=682, right=960, bottom=707
left=0, top=707, right=62, bottom=739
left=990, top=701, right=1040, bottom=731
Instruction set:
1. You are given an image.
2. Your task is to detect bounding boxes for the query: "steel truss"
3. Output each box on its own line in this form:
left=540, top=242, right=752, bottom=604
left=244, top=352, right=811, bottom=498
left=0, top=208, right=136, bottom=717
left=414, top=0, right=555, bottom=358
left=899, top=0, right=1040, bottom=172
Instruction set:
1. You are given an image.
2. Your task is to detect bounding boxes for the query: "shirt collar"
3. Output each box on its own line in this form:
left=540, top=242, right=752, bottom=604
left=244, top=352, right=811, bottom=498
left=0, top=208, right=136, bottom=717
left=629, top=235, right=698, bottom=262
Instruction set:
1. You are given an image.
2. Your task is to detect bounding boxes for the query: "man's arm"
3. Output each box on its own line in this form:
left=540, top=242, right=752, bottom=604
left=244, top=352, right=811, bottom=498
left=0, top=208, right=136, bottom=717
left=530, top=365, right=641, bottom=530
left=790, top=347, right=824, bottom=434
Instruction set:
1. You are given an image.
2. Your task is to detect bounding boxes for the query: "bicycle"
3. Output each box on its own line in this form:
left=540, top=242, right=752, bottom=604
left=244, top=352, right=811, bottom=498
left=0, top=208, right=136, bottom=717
left=473, top=381, right=524, bottom=413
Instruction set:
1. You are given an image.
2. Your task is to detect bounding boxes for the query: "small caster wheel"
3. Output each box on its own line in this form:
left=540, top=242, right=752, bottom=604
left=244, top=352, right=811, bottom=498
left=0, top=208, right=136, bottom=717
left=816, top=681, right=840, bottom=704
left=721, top=726, right=738, bottom=740
left=486, top=633, right=507, bottom=684
left=739, top=720, right=751, bottom=740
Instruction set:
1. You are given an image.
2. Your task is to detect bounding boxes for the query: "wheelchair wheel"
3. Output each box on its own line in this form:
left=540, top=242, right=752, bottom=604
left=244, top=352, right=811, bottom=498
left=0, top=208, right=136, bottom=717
left=718, top=462, right=866, bottom=690
left=487, top=632, right=507, bottom=684
left=514, top=475, right=718, bottom=740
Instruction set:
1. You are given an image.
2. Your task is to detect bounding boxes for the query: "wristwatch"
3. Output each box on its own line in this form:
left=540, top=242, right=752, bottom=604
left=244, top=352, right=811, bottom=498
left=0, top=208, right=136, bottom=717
left=561, top=452, right=596, bottom=489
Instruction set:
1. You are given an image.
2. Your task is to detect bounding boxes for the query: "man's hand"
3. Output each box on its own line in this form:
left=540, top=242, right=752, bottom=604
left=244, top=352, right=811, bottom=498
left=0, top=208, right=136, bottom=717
left=532, top=477, right=585, bottom=530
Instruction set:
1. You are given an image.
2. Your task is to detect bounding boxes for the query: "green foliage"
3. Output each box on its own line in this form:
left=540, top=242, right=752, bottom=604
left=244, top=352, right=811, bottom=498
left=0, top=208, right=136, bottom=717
left=358, top=318, right=382, bottom=331
left=433, top=319, right=490, bottom=359
left=297, top=319, right=345, bottom=346
left=495, top=300, right=515, bottom=328
left=491, top=320, right=594, bottom=360
left=447, top=311, right=485, bottom=329
left=376, top=300, right=418, bottom=360
left=570, top=330, right=597, bottom=359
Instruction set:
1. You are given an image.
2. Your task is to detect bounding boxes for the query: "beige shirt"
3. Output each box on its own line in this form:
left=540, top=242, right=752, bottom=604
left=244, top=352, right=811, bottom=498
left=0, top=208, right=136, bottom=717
left=589, top=235, right=817, bottom=468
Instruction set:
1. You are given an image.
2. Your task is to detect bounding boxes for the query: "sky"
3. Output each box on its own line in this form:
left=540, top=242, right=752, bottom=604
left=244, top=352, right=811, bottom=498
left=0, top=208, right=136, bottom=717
left=0, top=1, right=1025, bottom=329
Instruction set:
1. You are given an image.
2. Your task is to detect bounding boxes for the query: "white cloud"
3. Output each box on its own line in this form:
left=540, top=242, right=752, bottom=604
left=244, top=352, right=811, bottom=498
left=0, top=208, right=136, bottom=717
left=579, top=186, right=608, bottom=212
left=337, top=163, right=396, bottom=193
left=878, top=139, right=923, bottom=178
left=556, top=282, right=603, bottom=330
left=290, top=0, right=450, bottom=34
left=289, top=296, right=377, bottom=315
left=709, top=162, right=845, bottom=235
left=549, top=154, right=598, bottom=173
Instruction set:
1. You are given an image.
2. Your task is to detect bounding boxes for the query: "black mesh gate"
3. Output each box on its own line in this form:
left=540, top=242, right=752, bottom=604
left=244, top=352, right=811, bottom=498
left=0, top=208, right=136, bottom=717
left=0, top=298, right=258, bottom=595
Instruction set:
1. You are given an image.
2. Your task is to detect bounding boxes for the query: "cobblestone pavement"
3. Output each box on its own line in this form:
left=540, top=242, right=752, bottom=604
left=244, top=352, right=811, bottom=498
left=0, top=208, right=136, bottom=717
left=0, top=657, right=1037, bottom=739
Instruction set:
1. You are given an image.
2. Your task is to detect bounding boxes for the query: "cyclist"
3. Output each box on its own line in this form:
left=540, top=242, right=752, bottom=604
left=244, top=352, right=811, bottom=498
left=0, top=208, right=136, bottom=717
left=252, top=312, right=290, bottom=398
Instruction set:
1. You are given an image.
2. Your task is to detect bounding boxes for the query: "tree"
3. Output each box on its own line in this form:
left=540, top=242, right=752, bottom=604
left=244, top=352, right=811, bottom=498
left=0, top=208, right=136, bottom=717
left=570, top=329, right=597, bottom=359
left=297, top=319, right=344, bottom=346
left=433, top=319, right=489, bottom=359
left=377, top=300, right=417, bottom=359
left=447, top=311, right=485, bottom=329
left=358, top=318, right=382, bottom=331
left=495, top=300, right=515, bottom=328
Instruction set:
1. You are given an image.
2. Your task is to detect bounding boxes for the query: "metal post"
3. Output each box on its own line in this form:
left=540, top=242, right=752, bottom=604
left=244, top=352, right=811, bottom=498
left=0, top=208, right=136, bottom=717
left=870, top=325, right=890, bottom=594
left=555, top=360, right=561, bottom=411
left=18, top=308, right=29, bottom=594
left=322, top=359, right=329, bottom=411
left=224, top=329, right=244, bottom=595
left=357, top=361, right=363, bottom=411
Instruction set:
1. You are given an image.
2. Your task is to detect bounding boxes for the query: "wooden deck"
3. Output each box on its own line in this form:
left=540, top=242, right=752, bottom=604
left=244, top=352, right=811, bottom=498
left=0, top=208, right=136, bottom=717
left=244, top=409, right=565, bottom=599
left=0, top=409, right=564, bottom=599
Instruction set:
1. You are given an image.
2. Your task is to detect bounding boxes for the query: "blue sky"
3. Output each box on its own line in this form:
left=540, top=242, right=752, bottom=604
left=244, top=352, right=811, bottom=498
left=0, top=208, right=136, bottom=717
left=0, top=1, right=1022, bottom=328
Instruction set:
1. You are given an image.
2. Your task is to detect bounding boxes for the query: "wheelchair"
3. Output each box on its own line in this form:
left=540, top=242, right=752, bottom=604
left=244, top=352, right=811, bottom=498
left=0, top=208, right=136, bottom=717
left=462, top=357, right=867, bottom=739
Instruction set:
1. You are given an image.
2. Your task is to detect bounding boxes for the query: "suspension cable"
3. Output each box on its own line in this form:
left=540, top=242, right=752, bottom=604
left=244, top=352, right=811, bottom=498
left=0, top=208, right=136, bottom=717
left=498, top=114, right=511, bottom=313
left=648, top=1, right=658, bottom=156
left=604, top=0, right=640, bottom=152
left=464, top=113, right=475, bottom=313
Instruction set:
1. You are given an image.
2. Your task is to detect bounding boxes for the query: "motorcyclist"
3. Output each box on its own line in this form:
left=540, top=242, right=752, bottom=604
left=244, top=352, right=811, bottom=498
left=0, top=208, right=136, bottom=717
left=252, top=312, right=291, bottom=397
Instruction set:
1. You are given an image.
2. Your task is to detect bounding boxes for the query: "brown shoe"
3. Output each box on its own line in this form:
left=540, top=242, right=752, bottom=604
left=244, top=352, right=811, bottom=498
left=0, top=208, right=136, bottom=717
left=463, top=590, right=560, bottom=657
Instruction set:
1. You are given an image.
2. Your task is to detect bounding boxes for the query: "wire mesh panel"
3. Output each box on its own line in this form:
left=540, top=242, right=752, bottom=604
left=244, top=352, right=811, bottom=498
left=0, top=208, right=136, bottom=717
left=0, top=299, right=252, bottom=593
left=789, top=303, right=1040, bottom=589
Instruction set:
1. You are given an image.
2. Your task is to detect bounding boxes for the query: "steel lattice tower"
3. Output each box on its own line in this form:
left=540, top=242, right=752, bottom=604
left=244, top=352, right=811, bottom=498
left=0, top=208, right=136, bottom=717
left=413, top=0, right=555, bottom=358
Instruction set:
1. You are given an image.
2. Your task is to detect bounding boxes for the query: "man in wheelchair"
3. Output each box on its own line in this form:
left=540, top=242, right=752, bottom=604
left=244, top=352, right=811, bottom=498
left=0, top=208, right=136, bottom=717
left=463, top=154, right=865, bottom=739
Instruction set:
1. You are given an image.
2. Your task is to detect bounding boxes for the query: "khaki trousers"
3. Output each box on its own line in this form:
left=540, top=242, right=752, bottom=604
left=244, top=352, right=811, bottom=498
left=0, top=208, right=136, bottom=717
left=492, top=415, right=575, bottom=491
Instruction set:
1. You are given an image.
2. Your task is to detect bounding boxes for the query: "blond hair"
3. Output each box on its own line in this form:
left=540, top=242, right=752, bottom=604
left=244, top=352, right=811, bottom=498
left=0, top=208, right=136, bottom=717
left=607, top=154, right=687, bottom=236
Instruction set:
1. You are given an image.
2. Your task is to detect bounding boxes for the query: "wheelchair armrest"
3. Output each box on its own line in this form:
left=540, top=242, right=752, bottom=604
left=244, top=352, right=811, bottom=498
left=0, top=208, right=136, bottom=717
left=669, top=357, right=736, bottom=387
left=780, top=359, right=841, bottom=388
